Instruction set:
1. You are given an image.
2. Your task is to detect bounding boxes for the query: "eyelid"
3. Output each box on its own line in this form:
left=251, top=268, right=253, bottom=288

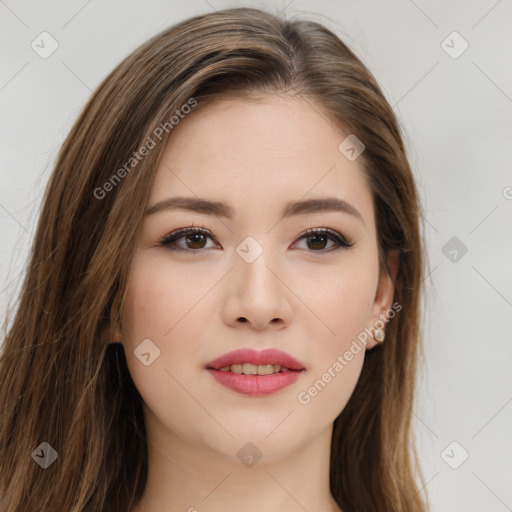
left=159, top=225, right=213, bottom=241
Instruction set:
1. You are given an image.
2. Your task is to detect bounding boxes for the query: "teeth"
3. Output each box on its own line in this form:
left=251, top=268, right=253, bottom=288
left=217, top=363, right=291, bottom=374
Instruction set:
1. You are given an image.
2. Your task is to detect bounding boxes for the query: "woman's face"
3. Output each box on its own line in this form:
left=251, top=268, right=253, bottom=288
left=120, top=94, right=395, bottom=463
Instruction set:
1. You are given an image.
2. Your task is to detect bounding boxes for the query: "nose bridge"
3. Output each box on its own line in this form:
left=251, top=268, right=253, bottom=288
left=235, top=234, right=282, bottom=297
left=226, top=233, right=292, bottom=328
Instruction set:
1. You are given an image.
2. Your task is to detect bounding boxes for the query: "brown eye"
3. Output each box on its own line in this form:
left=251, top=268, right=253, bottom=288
left=295, top=228, right=354, bottom=253
left=160, top=227, right=216, bottom=252
left=183, top=233, right=208, bottom=249
left=306, top=232, right=329, bottom=250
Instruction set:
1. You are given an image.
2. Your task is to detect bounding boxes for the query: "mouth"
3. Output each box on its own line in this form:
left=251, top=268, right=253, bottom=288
left=205, top=348, right=305, bottom=396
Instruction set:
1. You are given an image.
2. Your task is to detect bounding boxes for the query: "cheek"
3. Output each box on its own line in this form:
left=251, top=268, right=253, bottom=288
left=121, top=251, right=209, bottom=343
left=293, top=250, right=379, bottom=349
left=120, top=250, right=222, bottom=385
left=119, top=254, right=214, bottom=438
left=296, top=348, right=365, bottom=424
left=293, top=286, right=371, bottom=424
left=291, top=249, right=379, bottom=415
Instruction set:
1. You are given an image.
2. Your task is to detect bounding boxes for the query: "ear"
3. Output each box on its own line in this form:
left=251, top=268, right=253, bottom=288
left=365, top=249, right=399, bottom=350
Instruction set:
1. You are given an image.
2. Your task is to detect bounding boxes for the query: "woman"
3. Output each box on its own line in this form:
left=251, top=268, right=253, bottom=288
left=0, top=7, right=428, bottom=512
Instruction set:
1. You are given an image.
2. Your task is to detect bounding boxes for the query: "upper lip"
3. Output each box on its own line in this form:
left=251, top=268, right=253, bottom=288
left=206, top=348, right=305, bottom=371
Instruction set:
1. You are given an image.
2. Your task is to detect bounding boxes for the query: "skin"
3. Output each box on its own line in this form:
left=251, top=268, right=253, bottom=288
left=121, top=94, right=397, bottom=512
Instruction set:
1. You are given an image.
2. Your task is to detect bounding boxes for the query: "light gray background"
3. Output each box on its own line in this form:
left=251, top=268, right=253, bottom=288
left=1, top=1, right=511, bottom=511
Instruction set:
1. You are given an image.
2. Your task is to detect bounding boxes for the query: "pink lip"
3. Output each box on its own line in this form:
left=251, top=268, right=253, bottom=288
left=207, top=369, right=303, bottom=396
left=205, top=348, right=305, bottom=371
left=205, top=348, right=305, bottom=396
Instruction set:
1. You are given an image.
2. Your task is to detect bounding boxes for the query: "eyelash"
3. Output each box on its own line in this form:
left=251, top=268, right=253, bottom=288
left=159, top=225, right=354, bottom=254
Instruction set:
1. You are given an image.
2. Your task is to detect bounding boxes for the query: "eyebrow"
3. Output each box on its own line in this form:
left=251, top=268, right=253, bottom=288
left=145, top=195, right=365, bottom=225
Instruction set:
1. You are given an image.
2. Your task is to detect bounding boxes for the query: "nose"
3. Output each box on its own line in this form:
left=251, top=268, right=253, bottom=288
left=221, top=247, right=293, bottom=331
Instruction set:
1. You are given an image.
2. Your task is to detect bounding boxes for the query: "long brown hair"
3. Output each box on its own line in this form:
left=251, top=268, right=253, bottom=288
left=0, top=7, right=428, bottom=511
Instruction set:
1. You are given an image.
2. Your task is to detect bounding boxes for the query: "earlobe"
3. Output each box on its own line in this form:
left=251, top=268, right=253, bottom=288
left=109, top=324, right=123, bottom=344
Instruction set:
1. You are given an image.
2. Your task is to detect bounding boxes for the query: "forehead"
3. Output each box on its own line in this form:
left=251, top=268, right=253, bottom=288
left=148, top=95, right=374, bottom=229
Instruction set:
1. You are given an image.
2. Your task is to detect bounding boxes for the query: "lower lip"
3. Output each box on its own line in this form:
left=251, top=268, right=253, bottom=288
left=207, top=369, right=304, bottom=396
